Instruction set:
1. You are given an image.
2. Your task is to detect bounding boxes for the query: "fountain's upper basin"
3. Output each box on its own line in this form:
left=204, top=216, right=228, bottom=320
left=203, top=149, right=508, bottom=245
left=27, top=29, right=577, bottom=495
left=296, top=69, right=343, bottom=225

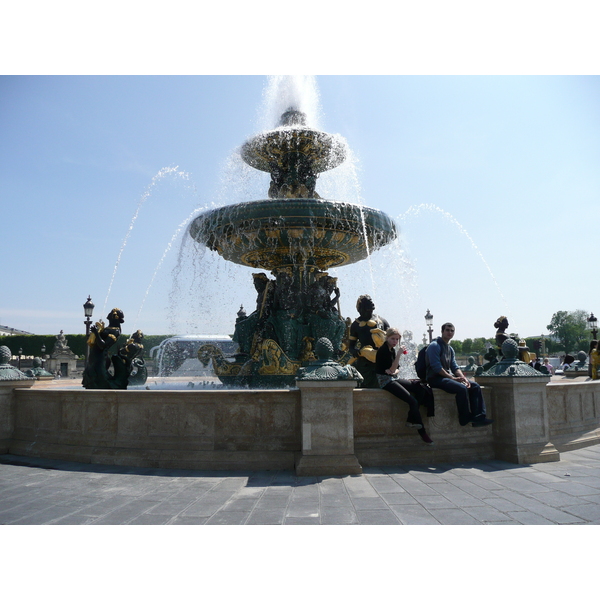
left=241, top=127, right=347, bottom=173
left=189, top=198, right=398, bottom=271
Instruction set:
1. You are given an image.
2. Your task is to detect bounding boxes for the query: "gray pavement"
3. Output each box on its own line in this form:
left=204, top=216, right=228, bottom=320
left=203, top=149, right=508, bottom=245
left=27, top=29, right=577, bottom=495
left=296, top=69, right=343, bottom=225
left=2, top=446, right=600, bottom=524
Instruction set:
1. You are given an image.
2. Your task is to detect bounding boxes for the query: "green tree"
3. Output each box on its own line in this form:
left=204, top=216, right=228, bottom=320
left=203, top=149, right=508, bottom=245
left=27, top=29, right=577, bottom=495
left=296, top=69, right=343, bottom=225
left=472, top=337, right=489, bottom=354
left=462, top=338, right=473, bottom=354
left=450, top=339, right=463, bottom=354
left=546, top=310, right=588, bottom=353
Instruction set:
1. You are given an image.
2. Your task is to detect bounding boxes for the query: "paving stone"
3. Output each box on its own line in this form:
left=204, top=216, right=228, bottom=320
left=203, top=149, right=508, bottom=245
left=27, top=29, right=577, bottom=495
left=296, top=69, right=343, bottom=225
left=90, top=501, right=162, bottom=525
left=205, top=510, right=250, bottom=525
left=388, top=478, right=436, bottom=496
left=342, top=477, right=380, bottom=497
left=321, top=506, right=359, bottom=525
left=245, top=509, right=286, bottom=525
left=356, top=510, right=401, bottom=525
left=284, top=516, right=321, bottom=525
left=252, top=495, right=291, bottom=510
left=544, top=481, right=600, bottom=496
left=285, top=503, right=320, bottom=518
left=450, top=479, right=499, bottom=499
left=378, top=492, right=419, bottom=505
left=460, top=475, right=505, bottom=490
left=497, top=475, right=561, bottom=494
left=169, top=515, right=209, bottom=525
left=483, top=497, right=528, bottom=513
left=127, top=513, right=174, bottom=525
left=506, top=511, right=555, bottom=525
left=7, top=504, right=80, bottom=525
left=389, top=504, right=440, bottom=525
left=144, top=497, right=197, bottom=515
left=319, top=491, right=353, bottom=507
left=5, top=447, right=600, bottom=525
left=350, top=496, right=390, bottom=511
left=220, top=496, right=261, bottom=512
left=413, top=494, right=459, bottom=510
left=560, top=503, right=600, bottom=523
left=363, top=476, right=406, bottom=493
left=461, top=505, right=515, bottom=522
left=528, top=490, right=593, bottom=507
left=427, top=508, right=481, bottom=525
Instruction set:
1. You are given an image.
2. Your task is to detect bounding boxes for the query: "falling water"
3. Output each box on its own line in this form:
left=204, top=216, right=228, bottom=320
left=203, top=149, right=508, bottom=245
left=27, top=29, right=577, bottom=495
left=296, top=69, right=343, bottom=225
left=165, top=75, right=384, bottom=337
left=398, top=202, right=514, bottom=330
left=103, top=166, right=192, bottom=314
left=132, top=207, right=205, bottom=331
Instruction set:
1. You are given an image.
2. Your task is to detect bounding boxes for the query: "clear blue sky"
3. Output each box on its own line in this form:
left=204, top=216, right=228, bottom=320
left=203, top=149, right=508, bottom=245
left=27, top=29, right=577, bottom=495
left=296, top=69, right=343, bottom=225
left=2, top=7, right=599, bottom=344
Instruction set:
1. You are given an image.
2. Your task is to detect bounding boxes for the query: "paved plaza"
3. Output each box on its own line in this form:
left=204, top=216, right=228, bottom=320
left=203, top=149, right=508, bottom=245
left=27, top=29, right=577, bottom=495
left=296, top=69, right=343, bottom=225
left=2, top=444, right=600, bottom=525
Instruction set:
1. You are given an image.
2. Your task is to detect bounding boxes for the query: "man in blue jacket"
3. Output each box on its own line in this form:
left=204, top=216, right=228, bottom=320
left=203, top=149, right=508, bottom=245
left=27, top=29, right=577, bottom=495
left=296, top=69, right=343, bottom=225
left=426, top=322, right=493, bottom=427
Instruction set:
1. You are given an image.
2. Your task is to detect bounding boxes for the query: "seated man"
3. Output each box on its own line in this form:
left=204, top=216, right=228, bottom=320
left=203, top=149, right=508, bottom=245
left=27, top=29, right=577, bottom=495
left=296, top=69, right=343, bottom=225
left=426, top=322, right=493, bottom=427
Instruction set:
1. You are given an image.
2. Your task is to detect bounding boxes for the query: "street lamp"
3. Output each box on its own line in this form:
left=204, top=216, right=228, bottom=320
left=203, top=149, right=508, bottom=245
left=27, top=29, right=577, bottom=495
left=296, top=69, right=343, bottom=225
left=18, top=347, right=23, bottom=370
left=540, top=334, right=546, bottom=357
left=41, top=344, right=46, bottom=368
left=83, top=295, right=95, bottom=366
left=587, top=313, right=598, bottom=340
left=425, top=309, right=434, bottom=343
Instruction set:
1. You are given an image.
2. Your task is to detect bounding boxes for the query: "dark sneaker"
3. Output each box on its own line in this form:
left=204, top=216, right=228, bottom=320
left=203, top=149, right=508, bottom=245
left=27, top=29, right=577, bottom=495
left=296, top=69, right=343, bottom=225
left=472, top=417, right=494, bottom=427
left=406, top=421, right=423, bottom=429
left=418, top=429, right=434, bottom=444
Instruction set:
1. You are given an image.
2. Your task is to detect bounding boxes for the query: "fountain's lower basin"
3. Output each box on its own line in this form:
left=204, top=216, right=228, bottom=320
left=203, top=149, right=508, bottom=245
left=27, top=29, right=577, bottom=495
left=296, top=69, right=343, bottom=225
left=189, top=198, right=398, bottom=271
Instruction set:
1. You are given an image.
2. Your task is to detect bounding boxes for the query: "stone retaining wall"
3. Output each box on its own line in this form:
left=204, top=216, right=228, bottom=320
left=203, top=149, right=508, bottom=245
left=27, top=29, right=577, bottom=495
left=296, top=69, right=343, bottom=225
left=3, top=379, right=600, bottom=472
left=546, top=379, right=600, bottom=451
left=9, top=388, right=301, bottom=471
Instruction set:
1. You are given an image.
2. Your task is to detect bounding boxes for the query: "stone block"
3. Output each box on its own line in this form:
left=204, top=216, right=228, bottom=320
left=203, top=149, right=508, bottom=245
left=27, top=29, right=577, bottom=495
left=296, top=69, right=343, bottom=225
left=476, top=376, right=559, bottom=464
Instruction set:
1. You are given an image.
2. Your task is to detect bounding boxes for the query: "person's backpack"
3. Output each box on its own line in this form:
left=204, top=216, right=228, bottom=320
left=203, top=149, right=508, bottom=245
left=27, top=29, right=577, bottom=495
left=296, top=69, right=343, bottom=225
left=414, top=344, right=429, bottom=381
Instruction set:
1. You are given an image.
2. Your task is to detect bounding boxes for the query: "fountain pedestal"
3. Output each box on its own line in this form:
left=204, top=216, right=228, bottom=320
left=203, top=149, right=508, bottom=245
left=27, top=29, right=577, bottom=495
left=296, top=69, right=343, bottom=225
left=477, top=376, right=559, bottom=464
left=476, top=337, right=559, bottom=464
left=295, top=380, right=362, bottom=476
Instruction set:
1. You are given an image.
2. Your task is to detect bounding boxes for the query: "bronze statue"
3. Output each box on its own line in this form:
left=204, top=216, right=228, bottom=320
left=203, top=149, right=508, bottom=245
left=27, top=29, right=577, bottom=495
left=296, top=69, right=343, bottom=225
left=24, top=357, right=54, bottom=379
left=114, top=329, right=148, bottom=387
left=348, top=295, right=389, bottom=388
left=304, top=274, right=345, bottom=355
left=296, top=337, right=363, bottom=382
left=233, top=272, right=275, bottom=357
left=82, top=308, right=127, bottom=389
left=494, top=316, right=509, bottom=349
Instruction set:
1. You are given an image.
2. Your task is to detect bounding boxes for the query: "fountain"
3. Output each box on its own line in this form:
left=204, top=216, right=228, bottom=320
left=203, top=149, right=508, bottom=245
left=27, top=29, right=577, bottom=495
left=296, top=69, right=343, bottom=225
left=188, top=107, right=397, bottom=387
left=4, top=79, right=599, bottom=475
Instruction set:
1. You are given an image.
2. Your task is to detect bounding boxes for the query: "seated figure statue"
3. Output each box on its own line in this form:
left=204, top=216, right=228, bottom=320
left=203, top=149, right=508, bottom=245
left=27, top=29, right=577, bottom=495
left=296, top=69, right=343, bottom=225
left=462, top=356, right=477, bottom=372
left=24, top=357, right=54, bottom=379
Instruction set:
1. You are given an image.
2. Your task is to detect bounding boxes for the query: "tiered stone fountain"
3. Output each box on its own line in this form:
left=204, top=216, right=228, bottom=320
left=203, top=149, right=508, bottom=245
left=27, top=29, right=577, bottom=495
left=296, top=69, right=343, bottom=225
left=189, top=108, right=397, bottom=387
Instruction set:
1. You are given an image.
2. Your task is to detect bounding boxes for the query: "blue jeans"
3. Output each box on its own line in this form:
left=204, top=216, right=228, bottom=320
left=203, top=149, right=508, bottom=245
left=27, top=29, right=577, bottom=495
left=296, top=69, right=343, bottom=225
left=427, top=376, right=486, bottom=426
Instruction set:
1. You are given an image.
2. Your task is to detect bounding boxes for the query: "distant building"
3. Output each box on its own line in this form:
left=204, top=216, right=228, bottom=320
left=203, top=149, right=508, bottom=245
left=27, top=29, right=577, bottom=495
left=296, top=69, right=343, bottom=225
left=0, top=325, right=34, bottom=336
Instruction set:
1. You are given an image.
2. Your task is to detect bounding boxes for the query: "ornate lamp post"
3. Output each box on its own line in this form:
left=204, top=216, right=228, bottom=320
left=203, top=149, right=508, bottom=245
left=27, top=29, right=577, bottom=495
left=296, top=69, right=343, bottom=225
left=17, top=347, right=23, bottom=370
left=587, top=313, right=598, bottom=340
left=41, top=344, right=46, bottom=368
left=83, top=296, right=95, bottom=366
left=425, top=309, right=434, bottom=343
left=540, top=334, right=546, bottom=357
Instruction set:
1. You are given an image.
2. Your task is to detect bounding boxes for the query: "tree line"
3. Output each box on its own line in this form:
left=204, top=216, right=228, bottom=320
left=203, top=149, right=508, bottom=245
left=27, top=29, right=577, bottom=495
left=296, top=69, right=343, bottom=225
left=0, top=333, right=172, bottom=359
left=448, top=309, right=593, bottom=356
